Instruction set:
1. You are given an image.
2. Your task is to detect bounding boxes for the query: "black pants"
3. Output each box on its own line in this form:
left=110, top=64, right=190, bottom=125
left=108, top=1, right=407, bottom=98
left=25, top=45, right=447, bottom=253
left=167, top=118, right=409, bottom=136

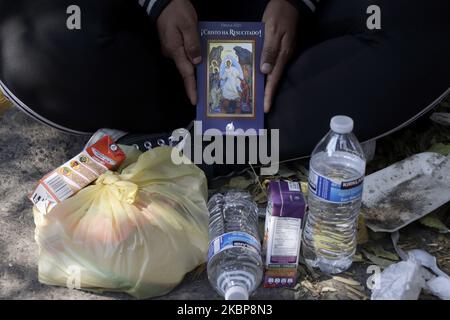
left=0, top=0, right=449, bottom=160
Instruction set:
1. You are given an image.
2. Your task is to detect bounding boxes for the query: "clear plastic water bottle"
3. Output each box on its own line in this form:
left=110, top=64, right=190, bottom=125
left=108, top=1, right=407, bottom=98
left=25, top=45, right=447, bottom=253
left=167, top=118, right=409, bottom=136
left=302, top=116, right=366, bottom=274
left=207, top=191, right=263, bottom=300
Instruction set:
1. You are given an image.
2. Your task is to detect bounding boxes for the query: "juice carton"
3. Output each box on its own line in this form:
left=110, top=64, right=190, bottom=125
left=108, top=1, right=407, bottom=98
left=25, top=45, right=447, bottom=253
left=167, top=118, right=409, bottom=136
left=30, top=135, right=126, bottom=214
left=263, top=180, right=306, bottom=288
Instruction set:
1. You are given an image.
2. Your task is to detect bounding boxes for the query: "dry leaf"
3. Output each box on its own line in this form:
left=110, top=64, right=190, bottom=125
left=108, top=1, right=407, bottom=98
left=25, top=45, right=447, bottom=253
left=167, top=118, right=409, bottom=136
left=353, top=253, right=364, bottom=263
left=426, top=243, right=440, bottom=247
left=430, top=113, right=450, bottom=127
left=0, top=91, right=10, bottom=104
left=346, top=291, right=362, bottom=300
left=300, top=280, right=319, bottom=295
left=253, top=191, right=267, bottom=204
left=420, top=213, right=450, bottom=233
left=332, top=276, right=361, bottom=287
left=262, top=179, right=271, bottom=190
left=0, top=92, right=11, bottom=117
left=277, top=165, right=297, bottom=178
left=228, top=176, right=254, bottom=190
left=321, top=286, right=337, bottom=293
left=294, top=163, right=309, bottom=181
left=300, top=182, right=308, bottom=195
left=357, top=215, right=369, bottom=245
left=345, top=285, right=368, bottom=300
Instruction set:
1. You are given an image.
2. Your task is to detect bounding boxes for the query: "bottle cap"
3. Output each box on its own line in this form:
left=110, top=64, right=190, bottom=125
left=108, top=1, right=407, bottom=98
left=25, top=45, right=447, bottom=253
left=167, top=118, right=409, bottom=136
left=330, top=115, right=354, bottom=134
left=225, top=286, right=249, bottom=300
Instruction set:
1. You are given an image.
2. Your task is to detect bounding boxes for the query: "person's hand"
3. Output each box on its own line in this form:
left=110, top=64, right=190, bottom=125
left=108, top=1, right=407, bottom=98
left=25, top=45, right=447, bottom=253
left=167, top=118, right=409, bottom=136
left=261, top=0, right=299, bottom=113
left=157, top=0, right=201, bottom=105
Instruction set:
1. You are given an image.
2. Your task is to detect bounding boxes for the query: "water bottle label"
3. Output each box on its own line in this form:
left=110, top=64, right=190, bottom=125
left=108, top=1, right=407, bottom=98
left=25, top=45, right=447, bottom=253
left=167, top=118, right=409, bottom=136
left=207, top=232, right=261, bottom=261
left=308, top=168, right=364, bottom=203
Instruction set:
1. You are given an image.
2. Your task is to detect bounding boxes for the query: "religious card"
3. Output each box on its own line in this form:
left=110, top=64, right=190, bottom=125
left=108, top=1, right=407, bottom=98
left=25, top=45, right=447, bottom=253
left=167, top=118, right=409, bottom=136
left=196, top=22, right=264, bottom=134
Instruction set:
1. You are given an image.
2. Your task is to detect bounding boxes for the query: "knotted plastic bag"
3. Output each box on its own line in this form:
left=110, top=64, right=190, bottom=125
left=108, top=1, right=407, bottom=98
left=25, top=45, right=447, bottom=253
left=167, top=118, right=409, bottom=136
left=33, top=146, right=209, bottom=299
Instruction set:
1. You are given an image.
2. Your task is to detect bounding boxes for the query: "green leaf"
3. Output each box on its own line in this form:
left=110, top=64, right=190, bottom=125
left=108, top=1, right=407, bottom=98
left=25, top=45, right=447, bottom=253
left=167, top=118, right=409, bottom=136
left=361, top=250, right=396, bottom=268
left=428, top=143, right=450, bottom=156
left=363, top=244, right=399, bottom=261
left=420, top=213, right=450, bottom=233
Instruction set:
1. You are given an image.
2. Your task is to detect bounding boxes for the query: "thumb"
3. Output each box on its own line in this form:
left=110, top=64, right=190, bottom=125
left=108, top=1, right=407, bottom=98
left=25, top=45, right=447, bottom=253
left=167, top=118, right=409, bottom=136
left=181, top=24, right=202, bottom=65
left=261, top=25, right=281, bottom=74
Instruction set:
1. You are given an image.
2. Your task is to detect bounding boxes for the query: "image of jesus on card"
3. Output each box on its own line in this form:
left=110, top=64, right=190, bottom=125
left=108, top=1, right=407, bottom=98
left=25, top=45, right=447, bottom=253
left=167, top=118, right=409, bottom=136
left=206, top=40, right=255, bottom=118
left=220, top=57, right=243, bottom=113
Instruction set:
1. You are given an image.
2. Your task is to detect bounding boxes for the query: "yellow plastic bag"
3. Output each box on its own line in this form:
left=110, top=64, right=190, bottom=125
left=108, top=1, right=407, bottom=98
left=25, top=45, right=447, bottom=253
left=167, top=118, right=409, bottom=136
left=33, top=146, right=209, bottom=298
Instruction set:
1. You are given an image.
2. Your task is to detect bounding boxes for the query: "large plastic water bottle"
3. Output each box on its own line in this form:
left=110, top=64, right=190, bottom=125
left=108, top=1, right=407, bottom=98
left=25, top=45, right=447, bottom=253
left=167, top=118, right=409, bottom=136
left=302, top=116, right=366, bottom=274
left=207, top=191, right=263, bottom=300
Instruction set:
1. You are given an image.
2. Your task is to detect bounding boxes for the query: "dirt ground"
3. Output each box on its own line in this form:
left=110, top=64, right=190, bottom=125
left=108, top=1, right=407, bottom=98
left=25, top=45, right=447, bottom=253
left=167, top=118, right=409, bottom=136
left=0, top=106, right=448, bottom=300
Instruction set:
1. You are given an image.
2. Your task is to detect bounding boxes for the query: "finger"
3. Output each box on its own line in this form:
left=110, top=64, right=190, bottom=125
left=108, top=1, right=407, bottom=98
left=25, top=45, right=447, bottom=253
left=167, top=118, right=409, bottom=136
left=160, top=45, right=171, bottom=58
left=264, top=74, right=277, bottom=113
left=261, top=22, right=282, bottom=74
left=172, top=46, right=197, bottom=105
left=158, top=26, right=177, bottom=58
left=264, top=36, right=293, bottom=113
left=180, top=23, right=202, bottom=65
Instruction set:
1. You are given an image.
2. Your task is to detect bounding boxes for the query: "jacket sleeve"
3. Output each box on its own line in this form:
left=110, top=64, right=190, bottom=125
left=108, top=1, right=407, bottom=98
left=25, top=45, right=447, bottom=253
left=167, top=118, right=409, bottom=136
left=287, top=0, right=321, bottom=17
left=137, top=0, right=171, bottom=21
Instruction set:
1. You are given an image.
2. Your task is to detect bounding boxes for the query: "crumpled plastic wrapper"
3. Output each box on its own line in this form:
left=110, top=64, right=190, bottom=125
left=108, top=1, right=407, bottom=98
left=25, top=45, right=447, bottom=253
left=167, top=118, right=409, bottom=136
left=426, top=277, right=450, bottom=300
left=371, top=247, right=450, bottom=300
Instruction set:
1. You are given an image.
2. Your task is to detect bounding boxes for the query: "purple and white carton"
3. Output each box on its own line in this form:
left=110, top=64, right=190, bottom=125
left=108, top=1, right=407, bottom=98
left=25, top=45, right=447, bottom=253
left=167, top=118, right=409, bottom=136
left=263, top=180, right=306, bottom=288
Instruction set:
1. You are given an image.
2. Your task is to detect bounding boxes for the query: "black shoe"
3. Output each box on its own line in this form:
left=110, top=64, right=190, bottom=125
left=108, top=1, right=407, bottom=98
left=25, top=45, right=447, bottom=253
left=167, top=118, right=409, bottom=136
left=116, top=122, right=254, bottom=182
left=117, top=132, right=174, bottom=152
left=116, top=124, right=217, bottom=181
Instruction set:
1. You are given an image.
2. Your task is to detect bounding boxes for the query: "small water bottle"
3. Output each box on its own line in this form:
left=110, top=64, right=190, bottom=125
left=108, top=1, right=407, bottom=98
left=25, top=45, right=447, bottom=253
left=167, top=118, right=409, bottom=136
left=207, top=191, right=263, bottom=300
left=302, top=116, right=366, bottom=274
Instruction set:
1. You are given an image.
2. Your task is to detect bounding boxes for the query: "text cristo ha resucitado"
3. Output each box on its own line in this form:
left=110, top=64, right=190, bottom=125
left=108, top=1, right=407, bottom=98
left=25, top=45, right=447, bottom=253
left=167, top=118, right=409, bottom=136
left=200, top=29, right=262, bottom=38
